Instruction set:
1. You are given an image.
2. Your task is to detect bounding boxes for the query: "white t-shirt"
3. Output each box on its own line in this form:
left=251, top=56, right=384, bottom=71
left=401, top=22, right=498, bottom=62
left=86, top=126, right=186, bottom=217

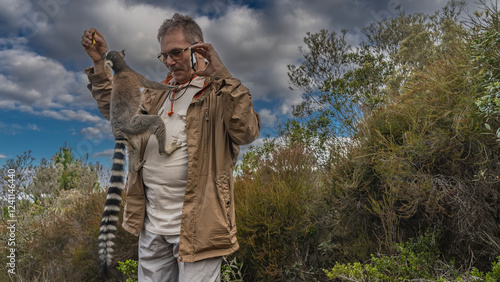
left=142, top=76, right=205, bottom=235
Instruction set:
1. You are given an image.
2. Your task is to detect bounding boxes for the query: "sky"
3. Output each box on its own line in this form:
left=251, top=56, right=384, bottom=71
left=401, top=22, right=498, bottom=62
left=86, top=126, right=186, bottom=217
left=0, top=0, right=483, bottom=168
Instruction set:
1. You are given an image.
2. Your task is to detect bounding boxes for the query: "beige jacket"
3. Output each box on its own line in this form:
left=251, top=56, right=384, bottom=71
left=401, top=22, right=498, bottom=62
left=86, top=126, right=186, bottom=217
left=85, top=65, right=261, bottom=262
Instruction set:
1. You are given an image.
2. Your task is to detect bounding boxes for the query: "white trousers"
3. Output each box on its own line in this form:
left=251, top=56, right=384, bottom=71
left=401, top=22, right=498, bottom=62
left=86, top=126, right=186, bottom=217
left=138, top=229, right=222, bottom=282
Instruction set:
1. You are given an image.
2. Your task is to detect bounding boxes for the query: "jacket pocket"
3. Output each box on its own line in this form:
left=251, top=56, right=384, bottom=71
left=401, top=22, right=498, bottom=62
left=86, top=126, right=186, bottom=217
left=194, top=173, right=234, bottom=253
left=122, top=171, right=146, bottom=236
left=215, top=172, right=232, bottom=229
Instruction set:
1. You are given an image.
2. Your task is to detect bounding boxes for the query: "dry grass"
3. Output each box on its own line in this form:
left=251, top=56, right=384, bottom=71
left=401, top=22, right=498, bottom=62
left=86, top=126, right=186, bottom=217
left=0, top=188, right=137, bottom=281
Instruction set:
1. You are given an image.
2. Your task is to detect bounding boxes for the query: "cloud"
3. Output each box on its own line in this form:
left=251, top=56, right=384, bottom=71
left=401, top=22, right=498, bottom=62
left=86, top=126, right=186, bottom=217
left=0, top=0, right=33, bottom=35
left=259, top=109, right=277, bottom=128
left=26, top=124, right=40, bottom=131
left=1, top=122, right=42, bottom=136
left=0, top=37, right=29, bottom=50
left=0, top=47, right=105, bottom=130
left=12, top=123, right=40, bottom=131
left=80, top=120, right=112, bottom=140
left=200, top=5, right=305, bottom=109
left=0, top=48, right=93, bottom=109
left=38, top=109, right=103, bottom=123
left=93, top=148, right=114, bottom=158
left=0, top=154, right=7, bottom=159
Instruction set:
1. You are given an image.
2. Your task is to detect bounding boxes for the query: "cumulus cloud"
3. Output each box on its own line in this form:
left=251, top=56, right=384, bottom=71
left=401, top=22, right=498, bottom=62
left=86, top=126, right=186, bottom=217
left=35, top=109, right=102, bottom=123
left=12, top=123, right=40, bottom=131
left=0, top=48, right=93, bottom=109
left=93, top=148, right=115, bottom=158
left=0, top=46, right=105, bottom=135
left=0, top=0, right=33, bottom=35
left=1, top=122, right=42, bottom=136
left=259, top=109, right=277, bottom=128
left=26, top=124, right=40, bottom=131
left=80, top=120, right=113, bottom=140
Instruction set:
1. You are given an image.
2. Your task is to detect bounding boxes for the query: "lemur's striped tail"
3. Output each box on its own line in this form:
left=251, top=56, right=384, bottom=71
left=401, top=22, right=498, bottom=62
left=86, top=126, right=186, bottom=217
left=99, top=138, right=127, bottom=274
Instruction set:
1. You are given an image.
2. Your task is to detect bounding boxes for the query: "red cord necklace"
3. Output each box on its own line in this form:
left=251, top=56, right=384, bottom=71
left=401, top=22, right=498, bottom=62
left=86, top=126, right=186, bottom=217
left=167, top=76, right=195, bottom=116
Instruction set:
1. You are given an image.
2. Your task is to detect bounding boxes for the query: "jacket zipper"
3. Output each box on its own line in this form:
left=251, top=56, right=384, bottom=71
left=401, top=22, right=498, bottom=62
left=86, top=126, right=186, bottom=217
left=227, top=178, right=232, bottom=229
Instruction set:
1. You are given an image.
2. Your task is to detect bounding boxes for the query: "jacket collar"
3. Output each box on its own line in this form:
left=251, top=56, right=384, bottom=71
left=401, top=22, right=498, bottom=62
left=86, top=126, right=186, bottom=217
left=164, top=73, right=207, bottom=89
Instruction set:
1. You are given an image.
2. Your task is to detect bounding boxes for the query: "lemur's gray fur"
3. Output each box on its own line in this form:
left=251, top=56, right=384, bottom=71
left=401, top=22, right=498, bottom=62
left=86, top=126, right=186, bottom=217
left=98, top=50, right=180, bottom=274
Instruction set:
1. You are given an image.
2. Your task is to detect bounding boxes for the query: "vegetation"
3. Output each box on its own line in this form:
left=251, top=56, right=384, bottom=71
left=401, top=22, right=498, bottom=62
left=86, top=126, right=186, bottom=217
left=1, top=1, right=500, bottom=281
left=324, top=231, right=500, bottom=281
left=235, top=143, right=327, bottom=280
left=221, top=257, right=245, bottom=281
left=0, top=147, right=137, bottom=281
left=117, top=259, right=138, bottom=282
left=235, top=0, right=500, bottom=280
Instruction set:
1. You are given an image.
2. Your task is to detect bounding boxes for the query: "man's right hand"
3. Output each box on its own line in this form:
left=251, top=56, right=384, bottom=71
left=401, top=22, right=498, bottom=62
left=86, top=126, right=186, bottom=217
left=81, top=28, right=109, bottom=64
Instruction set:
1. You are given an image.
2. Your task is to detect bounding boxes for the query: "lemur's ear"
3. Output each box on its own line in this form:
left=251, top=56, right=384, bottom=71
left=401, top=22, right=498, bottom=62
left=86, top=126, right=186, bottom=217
left=119, top=50, right=125, bottom=58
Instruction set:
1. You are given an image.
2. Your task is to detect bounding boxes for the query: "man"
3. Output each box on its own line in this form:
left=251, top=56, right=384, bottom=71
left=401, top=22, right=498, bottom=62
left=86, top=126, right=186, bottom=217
left=81, top=13, right=260, bottom=281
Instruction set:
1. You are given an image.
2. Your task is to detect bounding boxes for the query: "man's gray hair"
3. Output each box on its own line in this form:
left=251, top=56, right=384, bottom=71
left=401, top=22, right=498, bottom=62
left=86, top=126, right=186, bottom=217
left=157, top=13, right=204, bottom=44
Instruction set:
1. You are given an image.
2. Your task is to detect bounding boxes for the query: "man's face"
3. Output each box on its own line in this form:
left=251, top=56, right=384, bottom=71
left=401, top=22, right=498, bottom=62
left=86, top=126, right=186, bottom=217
left=160, top=29, right=195, bottom=84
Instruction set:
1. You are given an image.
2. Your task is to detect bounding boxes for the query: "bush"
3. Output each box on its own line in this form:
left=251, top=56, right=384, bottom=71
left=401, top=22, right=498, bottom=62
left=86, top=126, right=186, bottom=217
left=0, top=148, right=137, bottom=281
left=328, top=33, right=500, bottom=271
left=117, top=259, right=139, bottom=282
left=221, top=256, right=244, bottom=282
left=324, top=231, right=500, bottom=281
left=234, top=143, right=327, bottom=280
left=115, top=256, right=245, bottom=282
left=0, top=189, right=137, bottom=281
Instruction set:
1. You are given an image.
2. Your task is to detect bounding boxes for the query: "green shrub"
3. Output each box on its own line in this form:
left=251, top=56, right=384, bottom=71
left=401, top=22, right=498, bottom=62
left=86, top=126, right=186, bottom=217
left=329, top=43, right=500, bottom=271
left=234, top=144, right=327, bottom=280
left=115, top=256, right=246, bottom=282
left=117, top=259, right=139, bottom=282
left=221, top=256, right=244, bottom=282
left=9, top=190, right=138, bottom=281
left=323, top=231, right=500, bottom=281
left=0, top=148, right=137, bottom=281
left=472, top=27, right=500, bottom=142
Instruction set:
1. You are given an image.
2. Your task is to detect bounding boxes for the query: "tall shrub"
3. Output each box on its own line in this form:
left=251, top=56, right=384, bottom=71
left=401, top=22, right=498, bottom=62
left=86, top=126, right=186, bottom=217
left=234, top=143, right=327, bottom=280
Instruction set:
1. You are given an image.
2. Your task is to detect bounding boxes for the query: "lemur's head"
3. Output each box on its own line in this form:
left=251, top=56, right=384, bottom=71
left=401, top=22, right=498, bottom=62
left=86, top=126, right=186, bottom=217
left=103, top=50, right=125, bottom=69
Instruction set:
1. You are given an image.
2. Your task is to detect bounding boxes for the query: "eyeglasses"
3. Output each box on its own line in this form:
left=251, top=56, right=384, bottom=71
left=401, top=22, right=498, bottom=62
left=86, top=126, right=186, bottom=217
left=157, top=42, right=197, bottom=63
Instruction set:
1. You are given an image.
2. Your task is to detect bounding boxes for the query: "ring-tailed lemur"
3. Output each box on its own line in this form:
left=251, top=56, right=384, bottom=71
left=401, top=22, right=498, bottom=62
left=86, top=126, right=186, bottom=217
left=99, top=50, right=181, bottom=274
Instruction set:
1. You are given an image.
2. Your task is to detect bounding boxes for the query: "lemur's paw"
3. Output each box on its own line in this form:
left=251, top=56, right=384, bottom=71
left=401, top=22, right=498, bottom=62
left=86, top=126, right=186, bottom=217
left=164, top=140, right=183, bottom=155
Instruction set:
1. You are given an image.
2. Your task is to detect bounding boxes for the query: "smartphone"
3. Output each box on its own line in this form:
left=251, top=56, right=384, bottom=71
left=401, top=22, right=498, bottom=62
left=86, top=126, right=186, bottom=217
left=189, top=47, right=197, bottom=71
